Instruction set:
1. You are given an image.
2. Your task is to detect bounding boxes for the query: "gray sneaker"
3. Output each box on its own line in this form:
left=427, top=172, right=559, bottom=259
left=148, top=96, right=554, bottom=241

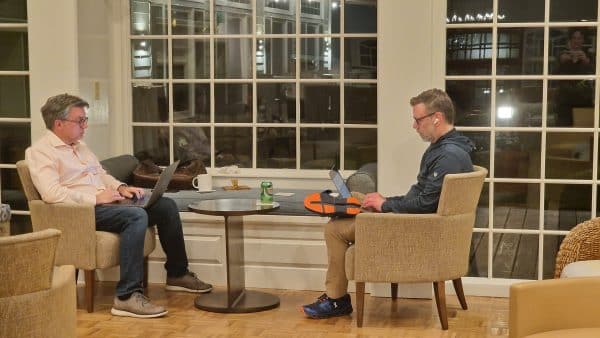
left=111, top=292, right=168, bottom=318
left=166, top=271, right=213, bottom=293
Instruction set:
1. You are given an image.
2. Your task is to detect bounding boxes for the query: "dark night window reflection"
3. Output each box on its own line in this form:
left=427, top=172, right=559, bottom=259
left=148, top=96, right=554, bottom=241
left=446, top=29, right=493, bottom=75
left=130, top=39, right=168, bottom=79
left=495, top=132, right=541, bottom=178
left=344, top=128, right=377, bottom=170
left=550, top=0, right=597, bottom=22
left=496, top=28, right=543, bottom=75
left=345, top=84, right=377, bottom=124
left=300, top=83, right=340, bottom=123
left=257, top=127, right=296, bottom=168
left=546, top=132, right=593, bottom=180
left=0, top=0, right=27, bottom=23
left=446, top=80, right=491, bottom=127
left=174, top=127, right=211, bottom=166
left=547, top=80, right=595, bottom=127
left=461, top=131, right=490, bottom=172
left=447, top=0, right=493, bottom=24
left=0, top=123, right=30, bottom=163
left=256, top=38, right=295, bottom=79
left=549, top=28, right=596, bottom=75
left=345, top=38, right=377, bottom=79
left=173, top=83, right=210, bottom=123
left=215, top=127, right=252, bottom=168
left=0, top=76, right=29, bottom=118
left=345, top=0, right=376, bottom=33
left=300, top=128, right=340, bottom=169
left=215, top=83, right=252, bottom=123
left=498, top=0, right=544, bottom=22
left=133, top=126, right=169, bottom=166
left=1, top=168, right=27, bottom=211
left=257, top=83, right=295, bottom=123
left=495, top=80, right=543, bottom=127
left=132, top=83, right=169, bottom=122
left=545, top=184, right=591, bottom=232
left=474, top=183, right=489, bottom=228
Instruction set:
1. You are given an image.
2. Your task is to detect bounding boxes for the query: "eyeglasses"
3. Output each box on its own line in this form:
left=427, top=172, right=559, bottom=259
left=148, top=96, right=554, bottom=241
left=413, top=112, right=436, bottom=125
left=61, top=116, right=89, bottom=127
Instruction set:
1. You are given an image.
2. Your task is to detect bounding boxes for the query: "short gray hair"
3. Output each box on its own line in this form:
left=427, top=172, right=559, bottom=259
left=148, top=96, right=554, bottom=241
left=41, top=94, right=89, bottom=130
left=409, top=88, right=456, bottom=124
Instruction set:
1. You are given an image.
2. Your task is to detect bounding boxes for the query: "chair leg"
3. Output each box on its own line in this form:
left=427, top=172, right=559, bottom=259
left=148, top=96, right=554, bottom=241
left=356, top=282, right=365, bottom=328
left=84, top=270, right=95, bottom=313
left=75, top=268, right=79, bottom=283
left=143, top=257, right=149, bottom=288
left=390, top=283, right=398, bottom=300
left=433, top=281, right=448, bottom=330
left=452, top=278, right=468, bottom=310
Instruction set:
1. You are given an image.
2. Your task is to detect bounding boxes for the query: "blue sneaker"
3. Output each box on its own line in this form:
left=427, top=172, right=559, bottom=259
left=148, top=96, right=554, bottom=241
left=301, top=293, right=353, bottom=319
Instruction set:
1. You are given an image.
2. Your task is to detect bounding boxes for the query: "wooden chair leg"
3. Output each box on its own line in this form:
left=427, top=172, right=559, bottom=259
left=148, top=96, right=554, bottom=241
left=433, top=281, right=448, bottom=330
left=75, top=268, right=79, bottom=283
left=390, top=283, right=398, bottom=300
left=452, top=278, right=468, bottom=310
left=356, top=282, right=365, bottom=328
left=84, top=270, right=95, bottom=313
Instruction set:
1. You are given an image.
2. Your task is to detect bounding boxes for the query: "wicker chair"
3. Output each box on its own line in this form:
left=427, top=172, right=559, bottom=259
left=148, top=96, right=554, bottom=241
left=345, top=165, right=487, bottom=330
left=554, top=218, right=600, bottom=278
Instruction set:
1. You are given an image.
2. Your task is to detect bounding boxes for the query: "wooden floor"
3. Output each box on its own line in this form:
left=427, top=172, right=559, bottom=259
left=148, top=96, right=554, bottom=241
left=77, top=282, right=509, bottom=338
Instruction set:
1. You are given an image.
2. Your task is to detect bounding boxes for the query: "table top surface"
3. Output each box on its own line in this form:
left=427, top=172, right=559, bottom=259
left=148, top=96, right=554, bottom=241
left=188, top=198, right=280, bottom=216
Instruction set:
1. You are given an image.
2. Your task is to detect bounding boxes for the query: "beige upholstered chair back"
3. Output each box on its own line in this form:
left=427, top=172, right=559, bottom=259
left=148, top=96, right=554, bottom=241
left=16, top=160, right=42, bottom=201
left=0, top=228, right=60, bottom=297
left=350, top=165, right=487, bottom=283
left=554, top=218, right=600, bottom=278
left=437, top=165, right=487, bottom=216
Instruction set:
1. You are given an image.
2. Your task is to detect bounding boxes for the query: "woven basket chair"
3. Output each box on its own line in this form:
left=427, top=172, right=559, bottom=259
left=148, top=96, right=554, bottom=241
left=554, top=217, right=600, bottom=278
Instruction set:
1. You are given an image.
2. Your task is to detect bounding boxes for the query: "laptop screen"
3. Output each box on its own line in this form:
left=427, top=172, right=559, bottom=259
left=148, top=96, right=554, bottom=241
left=329, top=169, right=351, bottom=198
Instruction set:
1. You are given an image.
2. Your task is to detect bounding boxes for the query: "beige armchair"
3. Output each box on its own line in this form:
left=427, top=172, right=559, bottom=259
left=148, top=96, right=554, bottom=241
left=16, top=160, right=156, bottom=313
left=509, top=277, right=600, bottom=337
left=0, top=229, right=76, bottom=338
left=345, top=165, right=487, bottom=329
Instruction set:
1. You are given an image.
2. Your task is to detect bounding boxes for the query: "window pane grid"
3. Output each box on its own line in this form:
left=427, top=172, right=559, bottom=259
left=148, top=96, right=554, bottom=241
left=129, top=0, right=377, bottom=171
left=448, top=0, right=600, bottom=281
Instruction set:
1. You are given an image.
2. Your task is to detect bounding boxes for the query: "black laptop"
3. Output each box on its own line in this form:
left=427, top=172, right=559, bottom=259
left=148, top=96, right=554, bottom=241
left=328, top=169, right=352, bottom=198
left=104, top=160, right=179, bottom=209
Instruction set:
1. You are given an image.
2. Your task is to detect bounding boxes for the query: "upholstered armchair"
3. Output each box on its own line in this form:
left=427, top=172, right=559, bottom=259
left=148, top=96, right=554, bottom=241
left=509, top=277, right=600, bottom=337
left=0, top=229, right=76, bottom=338
left=345, top=165, right=487, bottom=329
left=16, top=160, right=156, bottom=313
left=554, top=218, right=600, bottom=278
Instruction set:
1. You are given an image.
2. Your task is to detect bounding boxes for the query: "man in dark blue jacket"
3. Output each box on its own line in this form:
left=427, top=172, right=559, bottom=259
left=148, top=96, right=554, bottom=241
left=301, top=88, right=474, bottom=319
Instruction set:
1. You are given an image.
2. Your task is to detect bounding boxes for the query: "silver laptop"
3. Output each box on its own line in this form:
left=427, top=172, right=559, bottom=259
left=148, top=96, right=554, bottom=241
left=329, top=169, right=352, bottom=198
left=104, top=160, right=179, bottom=209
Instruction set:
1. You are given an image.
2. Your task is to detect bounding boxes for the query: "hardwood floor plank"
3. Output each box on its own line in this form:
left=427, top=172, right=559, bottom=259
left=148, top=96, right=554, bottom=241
left=76, top=282, right=509, bottom=337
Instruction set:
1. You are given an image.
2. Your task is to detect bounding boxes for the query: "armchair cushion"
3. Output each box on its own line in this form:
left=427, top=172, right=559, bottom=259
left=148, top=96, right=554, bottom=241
left=560, top=260, right=600, bottom=278
left=100, top=154, right=139, bottom=185
left=346, top=162, right=377, bottom=194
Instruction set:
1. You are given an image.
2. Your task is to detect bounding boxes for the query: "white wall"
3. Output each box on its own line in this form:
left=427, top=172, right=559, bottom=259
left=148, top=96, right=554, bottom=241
left=27, top=0, right=79, bottom=139
left=77, top=0, right=112, bottom=159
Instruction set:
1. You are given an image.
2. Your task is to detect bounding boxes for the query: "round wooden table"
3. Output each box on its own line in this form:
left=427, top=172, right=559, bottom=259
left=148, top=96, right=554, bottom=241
left=188, top=199, right=280, bottom=313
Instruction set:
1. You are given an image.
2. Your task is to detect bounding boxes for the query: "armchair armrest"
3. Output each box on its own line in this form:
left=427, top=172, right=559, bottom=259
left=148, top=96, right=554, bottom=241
left=353, top=212, right=474, bottom=282
left=509, top=277, right=600, bottom=338
left=29, top=201, right=97, bottom=269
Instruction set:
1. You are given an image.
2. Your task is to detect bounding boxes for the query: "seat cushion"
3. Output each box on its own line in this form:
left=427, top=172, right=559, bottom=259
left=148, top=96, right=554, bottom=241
left=526, top=328, right=600, bottom=338
left=95, top=228, right=156, bottom=269
left=560, top=260, right=600, bottom=278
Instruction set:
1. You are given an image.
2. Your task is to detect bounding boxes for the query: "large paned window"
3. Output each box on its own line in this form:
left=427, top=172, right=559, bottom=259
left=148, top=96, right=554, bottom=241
left=129, top=0, right=377, bottom=171
left=447, top=0, right=599, bottom=280
left=0, top=0, right=31, bottom=234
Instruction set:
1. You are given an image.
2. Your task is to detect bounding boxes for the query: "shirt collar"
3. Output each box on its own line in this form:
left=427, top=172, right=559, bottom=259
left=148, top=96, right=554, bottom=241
left=46, top=130, right=85, bottom=148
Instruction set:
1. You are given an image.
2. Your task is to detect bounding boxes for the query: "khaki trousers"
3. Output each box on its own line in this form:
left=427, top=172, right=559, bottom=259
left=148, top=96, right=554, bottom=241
left=324, top=217, right=356, bottom=299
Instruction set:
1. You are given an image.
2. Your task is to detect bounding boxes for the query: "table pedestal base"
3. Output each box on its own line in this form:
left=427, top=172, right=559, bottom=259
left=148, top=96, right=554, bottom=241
left=194, top=290, right=280, bottom=313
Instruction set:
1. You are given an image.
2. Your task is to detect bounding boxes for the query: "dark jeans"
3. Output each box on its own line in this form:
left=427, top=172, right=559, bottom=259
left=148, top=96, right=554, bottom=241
left=95, top=197, right=188, bottom=296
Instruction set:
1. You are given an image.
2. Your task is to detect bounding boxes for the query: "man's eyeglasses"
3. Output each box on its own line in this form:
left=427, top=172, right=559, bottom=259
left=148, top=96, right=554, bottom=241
left=61, top=116, right=89, bottom=127
left=413, top=112, right=436, bottom=125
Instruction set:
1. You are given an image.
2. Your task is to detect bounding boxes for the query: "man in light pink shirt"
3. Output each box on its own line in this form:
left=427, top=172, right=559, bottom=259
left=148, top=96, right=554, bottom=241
left=26, top=94, right=212, bottom=318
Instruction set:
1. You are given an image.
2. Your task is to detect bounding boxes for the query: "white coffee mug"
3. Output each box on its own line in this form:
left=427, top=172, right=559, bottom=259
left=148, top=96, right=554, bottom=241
left=192, top=174, right=212, bottom=192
